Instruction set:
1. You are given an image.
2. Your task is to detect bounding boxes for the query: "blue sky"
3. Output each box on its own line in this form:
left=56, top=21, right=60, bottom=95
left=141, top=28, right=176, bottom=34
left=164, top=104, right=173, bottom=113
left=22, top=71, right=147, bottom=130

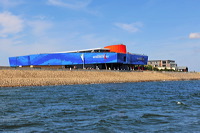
left=0, top=0, right=200, bottom=71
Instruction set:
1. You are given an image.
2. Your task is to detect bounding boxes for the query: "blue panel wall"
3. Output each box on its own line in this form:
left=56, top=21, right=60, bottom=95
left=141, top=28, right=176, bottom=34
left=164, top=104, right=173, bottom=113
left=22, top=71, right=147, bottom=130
left=9, top=56, right=30, bottom=67
left=84, top=53, right=117, bottom=64
left=9, top=52, right=148, bottom=66
left=29, top=53, right=83, bottom=65
left=130, top=54, right=148, bottom=65
left=9, top=53, right=118, bottom=66
left=117, top=53, right=148, bottom=65
left=29, top=53, right=118, bottom=65
left=117, top=53, right=127, bottom=63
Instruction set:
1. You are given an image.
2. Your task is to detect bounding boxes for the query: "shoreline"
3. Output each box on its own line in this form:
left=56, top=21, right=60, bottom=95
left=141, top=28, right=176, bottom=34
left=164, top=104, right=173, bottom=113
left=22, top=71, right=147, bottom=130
left=0, top=69, right=200, bottom=87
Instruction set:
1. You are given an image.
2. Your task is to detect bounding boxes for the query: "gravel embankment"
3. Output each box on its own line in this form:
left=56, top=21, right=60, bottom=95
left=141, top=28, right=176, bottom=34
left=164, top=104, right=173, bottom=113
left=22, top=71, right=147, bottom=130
left=0, top=69, right=200, bottom=87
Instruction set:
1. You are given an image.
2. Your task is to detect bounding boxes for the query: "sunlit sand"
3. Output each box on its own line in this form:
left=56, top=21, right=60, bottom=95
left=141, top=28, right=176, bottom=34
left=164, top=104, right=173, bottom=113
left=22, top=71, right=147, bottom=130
left=0, top=69, right=200, bottom=87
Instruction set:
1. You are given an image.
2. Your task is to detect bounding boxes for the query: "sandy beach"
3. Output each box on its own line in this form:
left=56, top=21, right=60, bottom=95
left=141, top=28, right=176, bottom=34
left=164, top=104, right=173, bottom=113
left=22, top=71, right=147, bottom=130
left=0, top=69, right=200, bottom=87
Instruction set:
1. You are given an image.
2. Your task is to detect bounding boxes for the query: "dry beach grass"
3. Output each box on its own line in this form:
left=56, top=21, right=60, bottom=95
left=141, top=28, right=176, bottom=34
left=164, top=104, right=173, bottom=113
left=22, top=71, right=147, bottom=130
left=0, top=69, right=200, bottom=87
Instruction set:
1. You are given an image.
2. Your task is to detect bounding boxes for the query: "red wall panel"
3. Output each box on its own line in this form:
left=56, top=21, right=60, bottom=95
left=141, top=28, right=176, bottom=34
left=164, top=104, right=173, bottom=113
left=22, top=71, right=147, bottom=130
left=104, top=44, right=127, bottom=54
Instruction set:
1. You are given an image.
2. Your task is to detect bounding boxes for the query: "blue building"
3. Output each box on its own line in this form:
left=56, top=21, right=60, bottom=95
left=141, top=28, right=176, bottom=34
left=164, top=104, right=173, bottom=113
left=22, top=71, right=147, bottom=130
left=9, top=44, right=148, bottom=70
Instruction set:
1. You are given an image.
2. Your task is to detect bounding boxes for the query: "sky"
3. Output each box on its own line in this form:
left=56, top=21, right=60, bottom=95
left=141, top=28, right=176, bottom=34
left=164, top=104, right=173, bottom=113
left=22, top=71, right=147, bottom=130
left=0, top=0, right=200, bottom=71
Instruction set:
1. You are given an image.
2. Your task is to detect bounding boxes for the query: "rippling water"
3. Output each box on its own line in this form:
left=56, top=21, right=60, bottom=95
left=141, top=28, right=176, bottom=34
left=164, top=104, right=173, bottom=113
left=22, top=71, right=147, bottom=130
left=1, top=80, right=200, bottom=132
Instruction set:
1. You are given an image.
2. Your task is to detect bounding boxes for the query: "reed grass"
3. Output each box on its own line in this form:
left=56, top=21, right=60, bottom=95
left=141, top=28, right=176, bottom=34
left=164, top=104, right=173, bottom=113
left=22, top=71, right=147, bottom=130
left=0, top=69, right=200, bottom=87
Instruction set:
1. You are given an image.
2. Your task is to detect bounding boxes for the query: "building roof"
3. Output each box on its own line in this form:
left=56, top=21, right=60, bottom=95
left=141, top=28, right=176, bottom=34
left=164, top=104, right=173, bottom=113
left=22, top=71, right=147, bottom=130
left=42, top=48, right=110, bottom=54
left=177, top=66, right=188, bottom=69
left=148, top=60, right=175, bottom=61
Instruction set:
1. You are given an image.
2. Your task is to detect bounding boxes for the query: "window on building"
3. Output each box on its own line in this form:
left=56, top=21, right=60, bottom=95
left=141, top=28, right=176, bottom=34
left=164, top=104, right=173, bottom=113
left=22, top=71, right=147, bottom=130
left=124, top=56, right=126, bottom=62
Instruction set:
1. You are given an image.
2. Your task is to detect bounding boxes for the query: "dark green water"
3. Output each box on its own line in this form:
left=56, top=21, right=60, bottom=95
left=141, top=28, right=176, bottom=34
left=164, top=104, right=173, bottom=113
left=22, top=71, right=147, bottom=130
left=1, top=80, right=200, bottom=132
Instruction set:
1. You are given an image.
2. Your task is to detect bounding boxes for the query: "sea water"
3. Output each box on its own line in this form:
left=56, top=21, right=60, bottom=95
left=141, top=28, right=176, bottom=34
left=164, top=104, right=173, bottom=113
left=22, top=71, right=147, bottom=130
left=1, top=80, right=200, bottom=132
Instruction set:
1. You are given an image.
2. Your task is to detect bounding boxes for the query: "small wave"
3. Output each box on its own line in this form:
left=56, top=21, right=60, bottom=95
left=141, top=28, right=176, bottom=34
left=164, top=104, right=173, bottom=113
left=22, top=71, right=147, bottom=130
left=141, top=113, right=170, bottom=118
left=1, top=122, right=43, bottom=130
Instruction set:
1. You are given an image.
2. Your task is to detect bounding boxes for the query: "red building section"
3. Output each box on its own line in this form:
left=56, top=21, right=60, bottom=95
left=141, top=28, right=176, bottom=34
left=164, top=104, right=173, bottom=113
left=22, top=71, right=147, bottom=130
left=104, top=44, right=127, bottom=54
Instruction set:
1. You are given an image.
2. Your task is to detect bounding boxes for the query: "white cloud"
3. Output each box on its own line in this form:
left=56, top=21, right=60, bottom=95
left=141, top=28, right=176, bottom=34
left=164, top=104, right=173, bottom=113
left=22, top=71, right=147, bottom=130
left=0, top=11, right=24, bottom=37
left=189, top=33, right=200, bottom=39
left=114, top=22, right=143, bottom=33
left=28, top=20, right=53, bottom=36
left=0, top=37, right=61, bottom=58
left=47, top=0, right=91, bottom=10
left=0, top=0, right=23, bottom=8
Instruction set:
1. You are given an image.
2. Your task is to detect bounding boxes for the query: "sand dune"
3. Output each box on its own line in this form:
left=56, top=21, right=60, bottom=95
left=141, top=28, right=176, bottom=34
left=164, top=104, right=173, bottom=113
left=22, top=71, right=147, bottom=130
left=0, top=69, right=200, bottom=87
